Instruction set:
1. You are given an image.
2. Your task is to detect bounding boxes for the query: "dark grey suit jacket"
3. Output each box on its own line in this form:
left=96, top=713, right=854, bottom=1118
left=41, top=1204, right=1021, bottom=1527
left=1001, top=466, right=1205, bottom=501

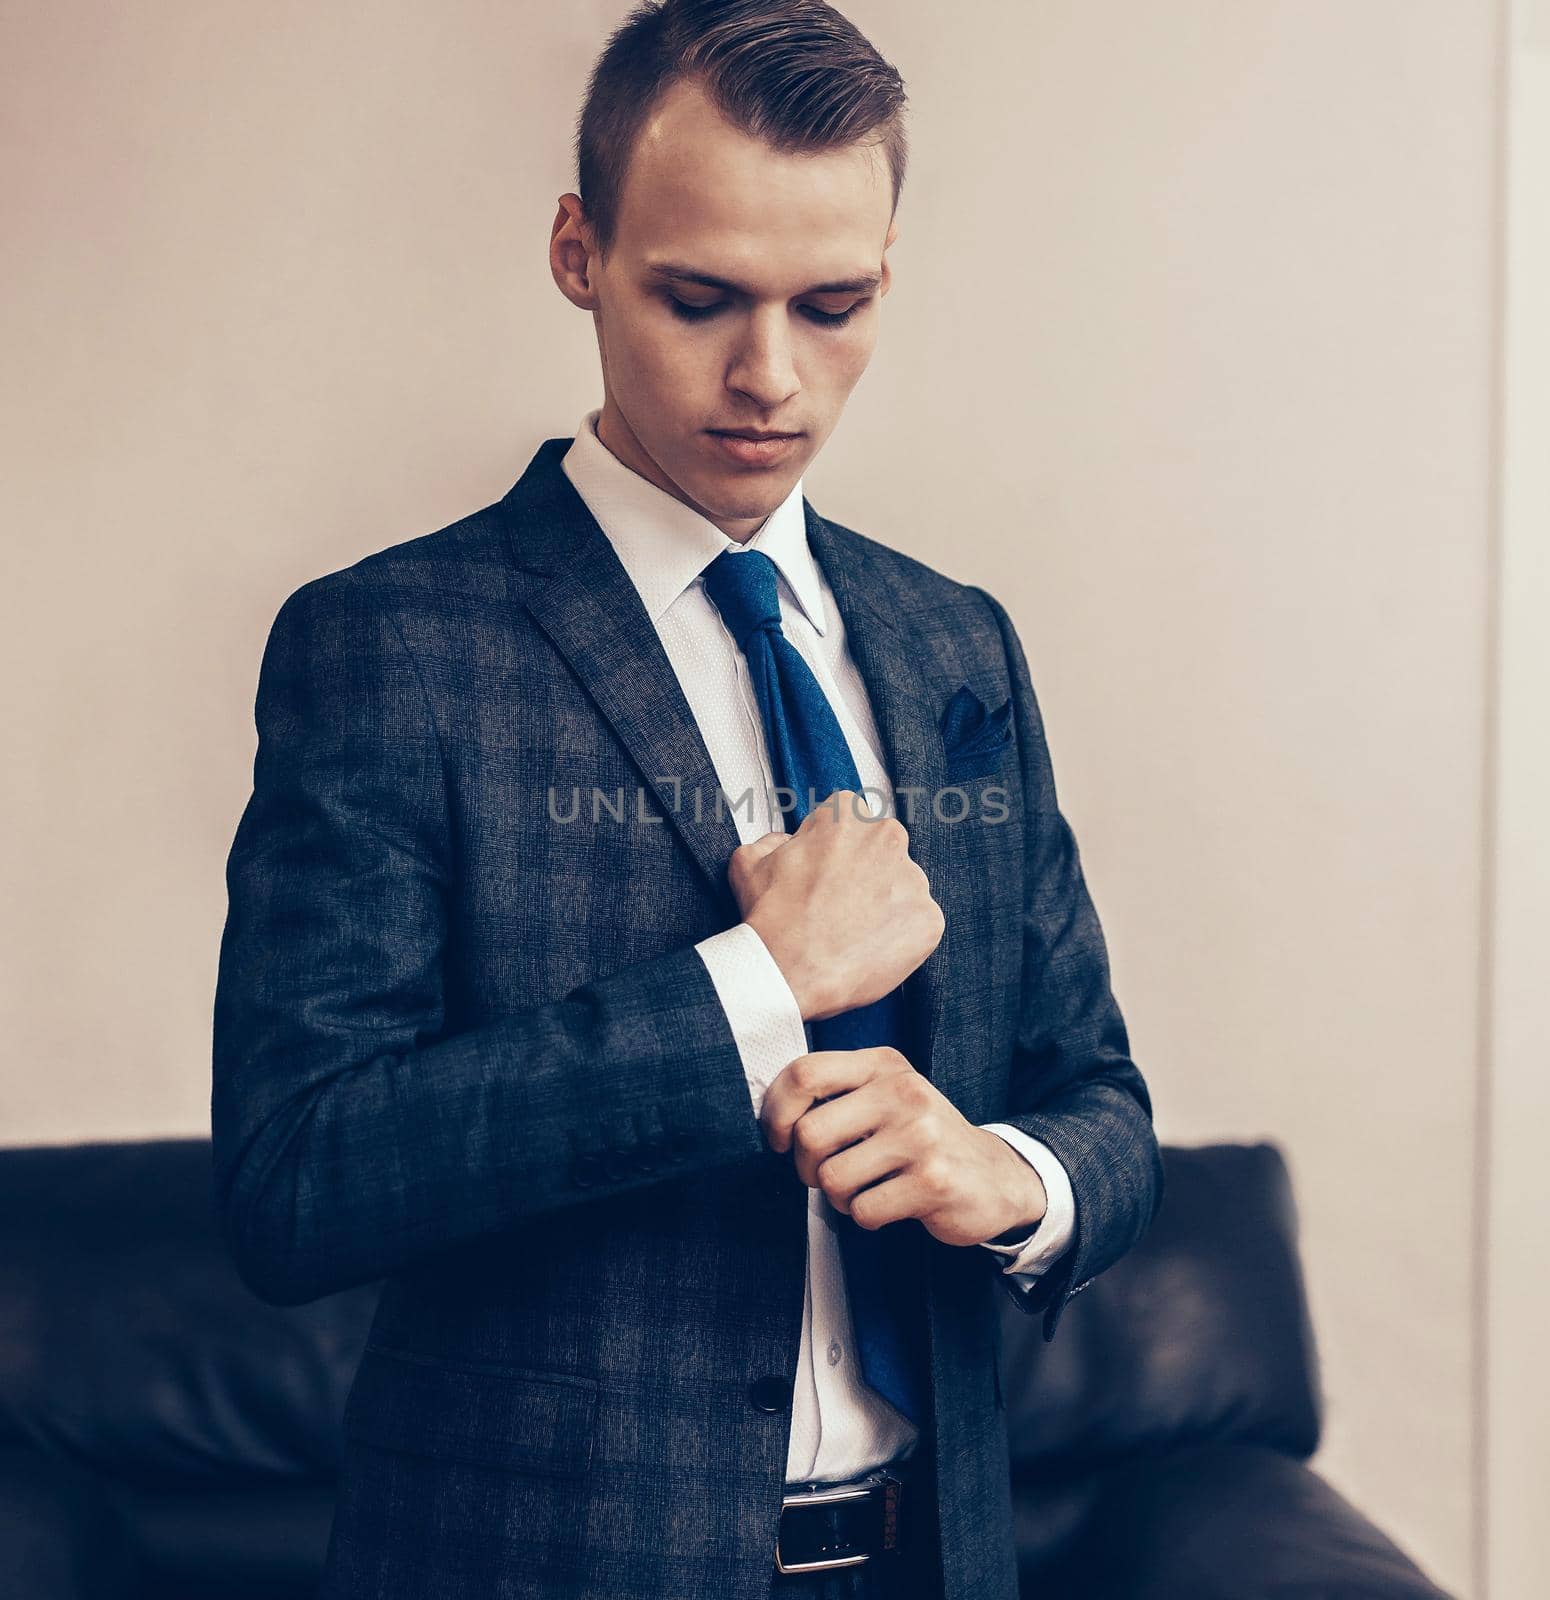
left=211, top=436, right=1163, bottom=1600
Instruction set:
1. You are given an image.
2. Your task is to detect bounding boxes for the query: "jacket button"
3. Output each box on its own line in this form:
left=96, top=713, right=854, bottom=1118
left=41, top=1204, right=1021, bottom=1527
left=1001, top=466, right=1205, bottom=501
left=572, top=1153, right=603, bottom=1188
left=747, top=1375, right=792, bottom=1413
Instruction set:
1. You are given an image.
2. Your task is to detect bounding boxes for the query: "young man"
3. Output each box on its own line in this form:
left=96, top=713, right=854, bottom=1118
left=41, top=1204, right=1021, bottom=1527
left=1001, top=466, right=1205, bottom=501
left=211, top=3, right=1163, bottom=1597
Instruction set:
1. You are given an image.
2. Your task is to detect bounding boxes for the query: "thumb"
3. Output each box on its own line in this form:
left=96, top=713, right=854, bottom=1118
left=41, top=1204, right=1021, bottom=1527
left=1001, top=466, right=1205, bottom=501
left=727, top=829, right=789, bottom=900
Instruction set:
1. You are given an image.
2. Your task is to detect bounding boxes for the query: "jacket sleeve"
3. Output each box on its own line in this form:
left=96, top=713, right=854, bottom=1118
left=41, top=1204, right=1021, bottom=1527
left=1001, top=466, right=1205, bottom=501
left=969, top=585, right=1165, bottom=1342
left=211, top=572, right=767, bottom=1307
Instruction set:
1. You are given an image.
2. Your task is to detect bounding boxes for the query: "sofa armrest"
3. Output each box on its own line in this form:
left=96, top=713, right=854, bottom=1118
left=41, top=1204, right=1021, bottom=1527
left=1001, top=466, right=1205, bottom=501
left=1000, top=1142, right=1322, bottom=1475
left=1026, top=1441, right=1456, bottom=1600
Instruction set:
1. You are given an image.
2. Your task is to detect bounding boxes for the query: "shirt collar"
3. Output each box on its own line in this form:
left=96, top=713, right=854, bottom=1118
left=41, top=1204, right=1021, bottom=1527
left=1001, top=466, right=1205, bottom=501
left=560, top=408, right=828, bottom=635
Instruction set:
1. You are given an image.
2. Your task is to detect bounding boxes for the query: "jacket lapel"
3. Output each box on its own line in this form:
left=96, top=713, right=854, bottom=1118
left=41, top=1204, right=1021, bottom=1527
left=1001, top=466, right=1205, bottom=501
left=500, top=439, right=744, bottom=921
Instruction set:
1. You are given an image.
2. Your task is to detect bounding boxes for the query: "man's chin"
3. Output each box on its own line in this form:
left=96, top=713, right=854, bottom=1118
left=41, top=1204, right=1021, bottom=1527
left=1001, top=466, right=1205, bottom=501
left=673, top=461, right=799, bottom=522
left=703, top=442, right=813, bottom=495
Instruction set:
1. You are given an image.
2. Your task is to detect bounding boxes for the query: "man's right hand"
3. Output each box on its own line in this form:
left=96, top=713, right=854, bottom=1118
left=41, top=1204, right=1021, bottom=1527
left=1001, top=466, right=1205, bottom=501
left=728, top=791, right=945, bottom=1022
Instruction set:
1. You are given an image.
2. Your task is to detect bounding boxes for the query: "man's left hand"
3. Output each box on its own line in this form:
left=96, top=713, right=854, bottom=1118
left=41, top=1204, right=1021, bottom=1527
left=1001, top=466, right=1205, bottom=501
left=761, top=1046, right=1047, bottom=1248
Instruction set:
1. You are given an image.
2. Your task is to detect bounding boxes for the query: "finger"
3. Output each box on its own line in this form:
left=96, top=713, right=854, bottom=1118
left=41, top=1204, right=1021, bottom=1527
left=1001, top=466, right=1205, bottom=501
left=728, top=831, right=787, bottom=895
left=761, top=1050, right=874, bottom=1153
left=845, top=1171, right=923, bottom=1232
left=811, top=1132, right=909, bottom=1213
left=789, top=1084, right=887, bottom=1186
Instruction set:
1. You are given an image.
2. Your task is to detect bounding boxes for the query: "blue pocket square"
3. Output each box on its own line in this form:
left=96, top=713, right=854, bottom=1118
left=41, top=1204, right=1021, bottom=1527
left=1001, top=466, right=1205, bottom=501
left=940, top=684, right=1014, bottom=780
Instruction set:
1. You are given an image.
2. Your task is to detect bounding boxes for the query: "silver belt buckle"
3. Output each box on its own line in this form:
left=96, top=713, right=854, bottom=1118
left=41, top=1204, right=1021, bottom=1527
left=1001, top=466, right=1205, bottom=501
left=774, top=1472, right=900, bottom=1575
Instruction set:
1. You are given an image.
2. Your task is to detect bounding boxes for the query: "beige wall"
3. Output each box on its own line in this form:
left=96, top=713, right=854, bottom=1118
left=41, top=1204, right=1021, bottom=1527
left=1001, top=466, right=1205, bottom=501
left=2, top=3, right=1519, bottom=1595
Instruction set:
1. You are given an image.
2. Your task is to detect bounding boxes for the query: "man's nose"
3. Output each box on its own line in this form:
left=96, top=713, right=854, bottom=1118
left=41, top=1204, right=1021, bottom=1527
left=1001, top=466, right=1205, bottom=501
left=726, top=307, right=801, bottom=409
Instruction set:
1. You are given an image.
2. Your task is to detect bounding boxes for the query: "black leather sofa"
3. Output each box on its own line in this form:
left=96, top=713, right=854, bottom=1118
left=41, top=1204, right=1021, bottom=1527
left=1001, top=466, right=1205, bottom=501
left=0, top=1139, right=1455, bottom=1598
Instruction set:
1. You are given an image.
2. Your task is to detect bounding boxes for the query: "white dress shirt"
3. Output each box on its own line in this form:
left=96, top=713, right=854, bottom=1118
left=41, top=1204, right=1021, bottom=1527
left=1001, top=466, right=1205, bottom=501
left=560, top=408, right=1076, bottom=1485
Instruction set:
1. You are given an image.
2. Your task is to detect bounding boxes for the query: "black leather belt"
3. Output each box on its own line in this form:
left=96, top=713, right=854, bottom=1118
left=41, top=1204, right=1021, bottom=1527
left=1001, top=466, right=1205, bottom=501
left=773, top=1465, right=910, bottom=1575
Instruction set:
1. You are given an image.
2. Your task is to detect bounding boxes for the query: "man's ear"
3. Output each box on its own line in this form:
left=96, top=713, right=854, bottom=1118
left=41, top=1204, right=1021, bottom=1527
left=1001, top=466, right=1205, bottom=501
left=551, top=194, right=601, bottom=311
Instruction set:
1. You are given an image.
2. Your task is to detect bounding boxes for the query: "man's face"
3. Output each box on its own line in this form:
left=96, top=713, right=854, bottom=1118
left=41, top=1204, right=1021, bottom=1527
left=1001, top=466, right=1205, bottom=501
left=552, top=77, right=898, bottom=541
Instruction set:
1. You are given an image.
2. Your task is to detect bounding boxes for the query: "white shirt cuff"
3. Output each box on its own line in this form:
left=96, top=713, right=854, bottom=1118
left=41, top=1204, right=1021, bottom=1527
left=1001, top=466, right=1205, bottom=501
left=974, top=1124, right=1077, bottom=1278
left=693, top=922, right=808, bottom=1119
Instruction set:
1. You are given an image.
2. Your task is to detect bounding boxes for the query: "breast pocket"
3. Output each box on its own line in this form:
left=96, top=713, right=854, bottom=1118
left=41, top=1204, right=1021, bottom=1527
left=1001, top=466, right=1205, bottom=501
left=342, top=1342, right=599, bottom=1477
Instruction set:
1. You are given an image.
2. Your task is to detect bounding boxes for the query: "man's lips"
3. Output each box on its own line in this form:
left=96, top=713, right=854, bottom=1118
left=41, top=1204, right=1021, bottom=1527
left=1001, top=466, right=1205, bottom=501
left=704, top=430, right=803, bottom=467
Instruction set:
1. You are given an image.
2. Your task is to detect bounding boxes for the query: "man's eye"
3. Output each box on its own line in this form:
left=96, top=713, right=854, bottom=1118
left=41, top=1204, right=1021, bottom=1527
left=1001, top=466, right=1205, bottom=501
left=668, top=298, right=723, bottom=321
left=802, top=303, right=862, bottom=327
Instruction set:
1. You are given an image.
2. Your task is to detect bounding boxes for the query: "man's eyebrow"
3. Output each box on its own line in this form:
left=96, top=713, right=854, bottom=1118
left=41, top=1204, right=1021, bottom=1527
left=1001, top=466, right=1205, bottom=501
left=642, top=262, right=883, bottom=296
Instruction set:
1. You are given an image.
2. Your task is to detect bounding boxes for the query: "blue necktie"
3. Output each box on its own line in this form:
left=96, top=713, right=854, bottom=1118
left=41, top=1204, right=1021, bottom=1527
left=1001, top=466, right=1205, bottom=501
left=701, top=545, right=927, bottom=1426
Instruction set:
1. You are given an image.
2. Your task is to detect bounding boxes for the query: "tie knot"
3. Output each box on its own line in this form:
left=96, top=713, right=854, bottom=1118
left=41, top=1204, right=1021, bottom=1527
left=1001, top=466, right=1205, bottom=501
left=700, top=547, right=782, bottom=651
